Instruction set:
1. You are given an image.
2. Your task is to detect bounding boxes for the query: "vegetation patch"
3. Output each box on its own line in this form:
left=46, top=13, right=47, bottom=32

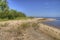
left=32, top=22, right=39, bottom=30
left=0, top=0, right=26, bottom=20
left=20, top=22, right=31, bottom=30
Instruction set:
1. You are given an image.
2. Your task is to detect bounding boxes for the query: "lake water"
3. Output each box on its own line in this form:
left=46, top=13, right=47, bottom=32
left=43, top=17, right=60, bottom=29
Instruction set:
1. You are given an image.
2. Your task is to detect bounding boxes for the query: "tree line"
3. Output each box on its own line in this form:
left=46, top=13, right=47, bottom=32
left=0, top=0, right=26, bottom=19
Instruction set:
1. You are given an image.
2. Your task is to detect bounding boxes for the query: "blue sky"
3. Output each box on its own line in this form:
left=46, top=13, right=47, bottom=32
left=7, top=0, right=60, bottom=17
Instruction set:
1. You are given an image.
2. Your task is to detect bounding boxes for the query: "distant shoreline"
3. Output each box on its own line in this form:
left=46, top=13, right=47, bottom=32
left=36, top=18, right=56, bottom=22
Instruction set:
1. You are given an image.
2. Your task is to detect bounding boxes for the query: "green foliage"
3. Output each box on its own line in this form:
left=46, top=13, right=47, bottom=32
left=0, top=0, right=26, bottom=20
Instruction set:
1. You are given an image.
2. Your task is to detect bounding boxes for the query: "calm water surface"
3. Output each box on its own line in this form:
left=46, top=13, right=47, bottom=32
left=43, top=17, right=60, bottom=29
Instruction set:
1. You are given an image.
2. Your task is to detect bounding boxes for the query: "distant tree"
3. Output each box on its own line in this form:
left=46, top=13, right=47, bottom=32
left=7, top=9, right=26, bottom=19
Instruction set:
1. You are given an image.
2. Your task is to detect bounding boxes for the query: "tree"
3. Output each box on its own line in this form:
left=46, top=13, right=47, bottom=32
left=0, top=0, right=26, bottom=19
left=0, top=0, right=9, bottom=11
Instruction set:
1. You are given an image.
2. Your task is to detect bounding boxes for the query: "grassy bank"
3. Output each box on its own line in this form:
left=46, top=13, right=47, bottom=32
left=0, top=17, right=33, bottom=22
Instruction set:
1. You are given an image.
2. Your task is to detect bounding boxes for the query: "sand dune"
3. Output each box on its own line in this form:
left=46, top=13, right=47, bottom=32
left=0, top=19, right=58, bottom=40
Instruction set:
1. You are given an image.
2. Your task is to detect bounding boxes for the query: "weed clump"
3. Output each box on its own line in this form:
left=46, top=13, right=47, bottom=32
left=20, top=22, right=31, bottom=30
left=32, top=23, right=39, bottom=30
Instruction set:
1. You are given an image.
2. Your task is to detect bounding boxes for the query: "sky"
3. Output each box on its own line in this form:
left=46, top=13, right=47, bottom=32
left=7, top=0, right=60, bottom=17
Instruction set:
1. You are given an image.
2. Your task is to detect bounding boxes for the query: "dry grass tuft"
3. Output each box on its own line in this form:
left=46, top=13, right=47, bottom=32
left=0, top=22, right=9, bottom=27
left=20, top=22, right=31, bottom=30
left=32, top=22, right=39, bottom=30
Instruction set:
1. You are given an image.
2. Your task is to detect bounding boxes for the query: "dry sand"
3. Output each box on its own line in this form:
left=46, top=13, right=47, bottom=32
left=0, top=19, right=58, bottom=40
